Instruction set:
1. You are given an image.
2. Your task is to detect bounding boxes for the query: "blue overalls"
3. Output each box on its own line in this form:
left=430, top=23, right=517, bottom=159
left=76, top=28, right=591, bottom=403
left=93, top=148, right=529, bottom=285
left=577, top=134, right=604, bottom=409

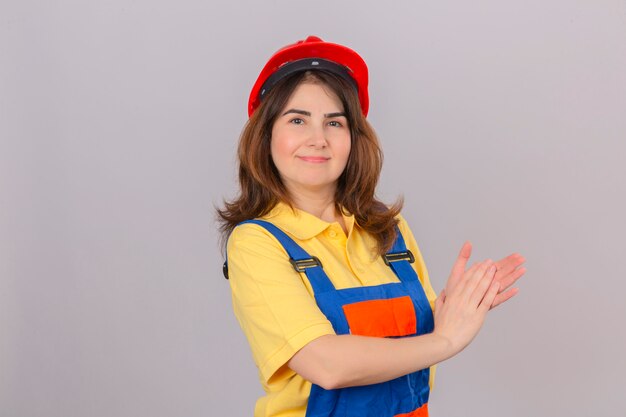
left=232, top=219, right=435, bottom=417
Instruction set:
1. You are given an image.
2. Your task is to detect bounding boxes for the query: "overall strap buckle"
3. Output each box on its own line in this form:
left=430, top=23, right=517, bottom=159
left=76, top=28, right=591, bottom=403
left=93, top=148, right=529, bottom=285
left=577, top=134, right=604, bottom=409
left=383, top=250, right=415, bottom=266
left=290, top=256, right=323, bottom=272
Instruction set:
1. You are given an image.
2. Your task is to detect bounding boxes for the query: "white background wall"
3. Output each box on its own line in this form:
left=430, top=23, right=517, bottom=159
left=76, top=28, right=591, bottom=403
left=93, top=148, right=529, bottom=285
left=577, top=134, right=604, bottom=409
left=1, top=1, right=625, bottom=416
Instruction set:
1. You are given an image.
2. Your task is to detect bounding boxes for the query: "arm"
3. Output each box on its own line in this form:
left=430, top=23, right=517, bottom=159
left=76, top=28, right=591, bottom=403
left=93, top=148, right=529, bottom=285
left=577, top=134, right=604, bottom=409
left=288, top=332, right=452, bottom=390
left=227, top=224, right=337, bottom=383
left=289, top=256, right=501, bottom=389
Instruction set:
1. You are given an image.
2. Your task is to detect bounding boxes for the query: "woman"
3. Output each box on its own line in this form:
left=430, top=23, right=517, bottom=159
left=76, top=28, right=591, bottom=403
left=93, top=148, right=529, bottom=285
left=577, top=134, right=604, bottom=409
left=218, top=36, right=525, bottom=417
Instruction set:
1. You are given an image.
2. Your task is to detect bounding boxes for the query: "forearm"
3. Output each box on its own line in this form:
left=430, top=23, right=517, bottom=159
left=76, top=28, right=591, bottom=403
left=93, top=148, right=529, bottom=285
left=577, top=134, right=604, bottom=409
left=288, top=332, right=455, bottom=390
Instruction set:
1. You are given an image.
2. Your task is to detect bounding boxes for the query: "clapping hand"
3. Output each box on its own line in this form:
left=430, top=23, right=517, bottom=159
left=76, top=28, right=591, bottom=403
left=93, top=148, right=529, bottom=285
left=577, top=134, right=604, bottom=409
left=432, top=242, right=526, bottom=355
left=444, top=241, right=526, bottom=309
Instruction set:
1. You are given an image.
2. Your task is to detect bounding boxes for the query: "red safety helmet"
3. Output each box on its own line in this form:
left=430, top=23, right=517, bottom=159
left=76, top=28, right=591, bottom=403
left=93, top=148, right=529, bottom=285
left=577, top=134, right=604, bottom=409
left=248, top=36, right=369, bottom=117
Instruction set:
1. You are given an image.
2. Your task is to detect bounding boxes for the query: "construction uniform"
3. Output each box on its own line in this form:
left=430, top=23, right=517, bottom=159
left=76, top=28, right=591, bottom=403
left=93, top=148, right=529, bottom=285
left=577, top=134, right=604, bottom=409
left=227, top=202, right=437, bottom=417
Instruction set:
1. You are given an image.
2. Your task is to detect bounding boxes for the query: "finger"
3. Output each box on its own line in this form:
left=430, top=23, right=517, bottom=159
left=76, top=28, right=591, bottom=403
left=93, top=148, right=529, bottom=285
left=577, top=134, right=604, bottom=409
left=448, top=261, right=482, bottom=297
left=495, top=266, right=526, bottom=293
left=469, top=263, right=497, bottom=306
left=445, top=241, right=472, bottom=293
left=457, top=259, right=492, bottom=304
left=464, top=259, right=494, bottom=296
left=494, top=253, right=525, bottom=277
left=490, top=287, right=520, bottom=309
left=495, top=253, right=524, bottom=271
left=479, top=280, right=501, bottom=313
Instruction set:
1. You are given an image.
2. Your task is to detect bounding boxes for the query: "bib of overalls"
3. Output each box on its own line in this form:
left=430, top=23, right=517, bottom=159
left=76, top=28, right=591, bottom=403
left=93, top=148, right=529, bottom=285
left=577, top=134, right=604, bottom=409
left=240, top=219, right=435, bottom=417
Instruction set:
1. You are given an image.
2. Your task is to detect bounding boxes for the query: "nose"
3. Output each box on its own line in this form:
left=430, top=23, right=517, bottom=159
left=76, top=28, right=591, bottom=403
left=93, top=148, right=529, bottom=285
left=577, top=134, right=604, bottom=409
left=306, top=124, right=328, bottom=148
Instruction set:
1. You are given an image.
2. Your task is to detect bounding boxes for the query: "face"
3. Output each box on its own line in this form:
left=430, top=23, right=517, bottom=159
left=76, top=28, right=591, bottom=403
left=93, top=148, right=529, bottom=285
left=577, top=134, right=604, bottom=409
left=270, top=82, right=351, bottom=198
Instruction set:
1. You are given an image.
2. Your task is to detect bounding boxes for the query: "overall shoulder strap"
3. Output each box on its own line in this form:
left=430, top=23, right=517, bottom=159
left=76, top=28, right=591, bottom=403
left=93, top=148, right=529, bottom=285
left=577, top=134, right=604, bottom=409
left=224, top=219, right=335, bottom=294
left=383, top=226, right=420, bottom=283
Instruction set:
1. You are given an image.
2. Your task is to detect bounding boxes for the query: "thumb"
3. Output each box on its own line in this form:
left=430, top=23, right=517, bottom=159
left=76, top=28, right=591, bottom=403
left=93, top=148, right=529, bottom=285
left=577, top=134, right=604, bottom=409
left=435, top=289, right=446, bottom=312
left=446, top=241, right=472, bottom=292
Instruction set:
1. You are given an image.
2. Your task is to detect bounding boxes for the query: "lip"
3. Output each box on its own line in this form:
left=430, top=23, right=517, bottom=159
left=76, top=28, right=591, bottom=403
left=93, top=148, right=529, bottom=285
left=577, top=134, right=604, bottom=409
left=297, top=156, right=330, bottom=163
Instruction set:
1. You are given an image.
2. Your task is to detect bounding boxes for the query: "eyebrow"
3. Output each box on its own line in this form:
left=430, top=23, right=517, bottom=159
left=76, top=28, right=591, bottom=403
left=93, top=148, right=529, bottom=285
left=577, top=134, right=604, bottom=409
left=282, top=109, right=347, bottom=118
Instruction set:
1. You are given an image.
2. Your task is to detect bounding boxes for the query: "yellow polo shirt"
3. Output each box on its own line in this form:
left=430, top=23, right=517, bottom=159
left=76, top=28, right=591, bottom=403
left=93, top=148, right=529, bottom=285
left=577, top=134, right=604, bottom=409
left=227, top=202, right=437, bottom=417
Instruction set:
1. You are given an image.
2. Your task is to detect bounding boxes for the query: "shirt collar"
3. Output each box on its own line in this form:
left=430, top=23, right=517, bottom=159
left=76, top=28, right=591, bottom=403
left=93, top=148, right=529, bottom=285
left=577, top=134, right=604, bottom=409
left=261, top=201, right=355, bottom=240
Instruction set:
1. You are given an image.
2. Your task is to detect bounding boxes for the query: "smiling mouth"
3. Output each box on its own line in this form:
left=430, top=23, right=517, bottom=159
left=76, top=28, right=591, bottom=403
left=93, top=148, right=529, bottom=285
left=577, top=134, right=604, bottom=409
left=297, top=156, right=330, bottom=163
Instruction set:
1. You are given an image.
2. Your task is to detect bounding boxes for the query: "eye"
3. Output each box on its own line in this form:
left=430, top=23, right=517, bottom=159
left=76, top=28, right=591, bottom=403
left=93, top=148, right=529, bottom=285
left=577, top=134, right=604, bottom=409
left=328, top=120, right=343, bottom=127
left=289, top=118, right=304, bottom=125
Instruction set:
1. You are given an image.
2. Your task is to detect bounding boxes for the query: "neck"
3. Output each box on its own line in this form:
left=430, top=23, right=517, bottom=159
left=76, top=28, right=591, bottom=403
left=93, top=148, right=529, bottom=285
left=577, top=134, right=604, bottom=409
left=289, top=190, right=338, bottom=223
left=289, top=184, right=343, bottom=224
left=285, top=184, right=348, bottom=234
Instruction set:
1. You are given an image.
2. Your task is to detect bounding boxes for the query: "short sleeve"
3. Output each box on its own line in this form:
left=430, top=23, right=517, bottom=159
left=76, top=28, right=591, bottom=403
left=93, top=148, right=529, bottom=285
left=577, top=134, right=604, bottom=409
left=227, top=223, right=336, bottom=383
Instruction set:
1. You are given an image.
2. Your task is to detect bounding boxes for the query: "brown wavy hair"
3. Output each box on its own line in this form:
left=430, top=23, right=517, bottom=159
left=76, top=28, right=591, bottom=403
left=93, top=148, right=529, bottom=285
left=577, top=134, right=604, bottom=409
left=217, top=70, right=402, bottom=256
